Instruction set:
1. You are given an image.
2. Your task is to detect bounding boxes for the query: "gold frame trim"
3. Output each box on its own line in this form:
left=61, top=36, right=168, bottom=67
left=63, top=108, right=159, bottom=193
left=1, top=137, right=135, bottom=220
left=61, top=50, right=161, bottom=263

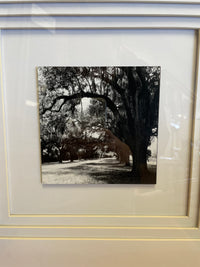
left=1, top=237, right=200, bottom=241
left=186, top=30, right=199, bottom=216
left=0, top=225, right=194, bottom=229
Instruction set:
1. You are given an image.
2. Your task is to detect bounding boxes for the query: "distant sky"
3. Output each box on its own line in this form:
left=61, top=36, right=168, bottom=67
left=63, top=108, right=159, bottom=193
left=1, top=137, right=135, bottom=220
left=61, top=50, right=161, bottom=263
left=76, top=97, right=91, bottom=114
left=81, top=97, right=91, bottom=111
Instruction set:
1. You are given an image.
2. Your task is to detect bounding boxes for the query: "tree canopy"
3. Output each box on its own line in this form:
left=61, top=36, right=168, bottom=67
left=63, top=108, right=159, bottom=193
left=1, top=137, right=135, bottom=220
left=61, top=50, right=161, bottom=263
left=38, top=66, right=160, bottom=183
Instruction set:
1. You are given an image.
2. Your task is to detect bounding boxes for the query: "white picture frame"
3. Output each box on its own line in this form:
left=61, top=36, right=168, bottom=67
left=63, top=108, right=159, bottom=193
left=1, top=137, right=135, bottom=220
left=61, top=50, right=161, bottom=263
left=0, top=1, right=200, bottom=266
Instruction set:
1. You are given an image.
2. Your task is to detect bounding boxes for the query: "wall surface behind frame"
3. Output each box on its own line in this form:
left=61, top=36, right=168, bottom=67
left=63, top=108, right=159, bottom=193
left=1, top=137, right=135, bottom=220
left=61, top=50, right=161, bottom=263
left=0, top=239, right=200, bottom=267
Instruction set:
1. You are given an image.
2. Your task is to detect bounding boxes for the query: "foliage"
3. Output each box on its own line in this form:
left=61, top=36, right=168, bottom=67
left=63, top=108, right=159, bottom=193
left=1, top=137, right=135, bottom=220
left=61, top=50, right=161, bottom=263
left=38, top=66, right=160, bottom=182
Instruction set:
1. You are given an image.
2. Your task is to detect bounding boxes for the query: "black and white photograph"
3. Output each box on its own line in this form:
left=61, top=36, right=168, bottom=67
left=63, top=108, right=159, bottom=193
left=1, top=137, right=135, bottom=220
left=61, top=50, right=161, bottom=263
left=37, top=66, right=160, bottom=184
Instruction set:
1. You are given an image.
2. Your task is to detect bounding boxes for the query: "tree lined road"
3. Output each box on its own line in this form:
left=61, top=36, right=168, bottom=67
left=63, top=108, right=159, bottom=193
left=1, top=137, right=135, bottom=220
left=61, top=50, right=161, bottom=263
left=42, top=157, right=156, bottom=184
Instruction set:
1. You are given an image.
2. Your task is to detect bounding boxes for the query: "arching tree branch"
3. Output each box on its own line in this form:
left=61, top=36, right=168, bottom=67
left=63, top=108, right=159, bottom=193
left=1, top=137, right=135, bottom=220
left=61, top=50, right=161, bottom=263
left=41, top=91, right=121, bottom=120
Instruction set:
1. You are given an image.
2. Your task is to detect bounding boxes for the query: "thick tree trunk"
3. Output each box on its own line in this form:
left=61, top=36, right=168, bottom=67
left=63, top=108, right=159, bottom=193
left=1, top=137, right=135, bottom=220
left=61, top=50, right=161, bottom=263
left=129, top=141, right=148, bottom=183
left=129, top=140, right=156, bottom=184
left=116, top=142, right=131, bottom=166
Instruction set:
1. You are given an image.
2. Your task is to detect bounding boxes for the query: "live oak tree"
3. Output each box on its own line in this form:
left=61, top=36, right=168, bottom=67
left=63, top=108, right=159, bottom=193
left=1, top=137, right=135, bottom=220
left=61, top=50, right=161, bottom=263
left=38, top=66, right=160, bottom=183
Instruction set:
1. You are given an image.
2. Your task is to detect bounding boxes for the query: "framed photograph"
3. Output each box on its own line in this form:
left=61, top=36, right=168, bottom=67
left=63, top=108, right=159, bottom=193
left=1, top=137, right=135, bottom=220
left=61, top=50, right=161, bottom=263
left=37, top=66, right=160, bottom=184
left=0, top=2, right=200, bottom=266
